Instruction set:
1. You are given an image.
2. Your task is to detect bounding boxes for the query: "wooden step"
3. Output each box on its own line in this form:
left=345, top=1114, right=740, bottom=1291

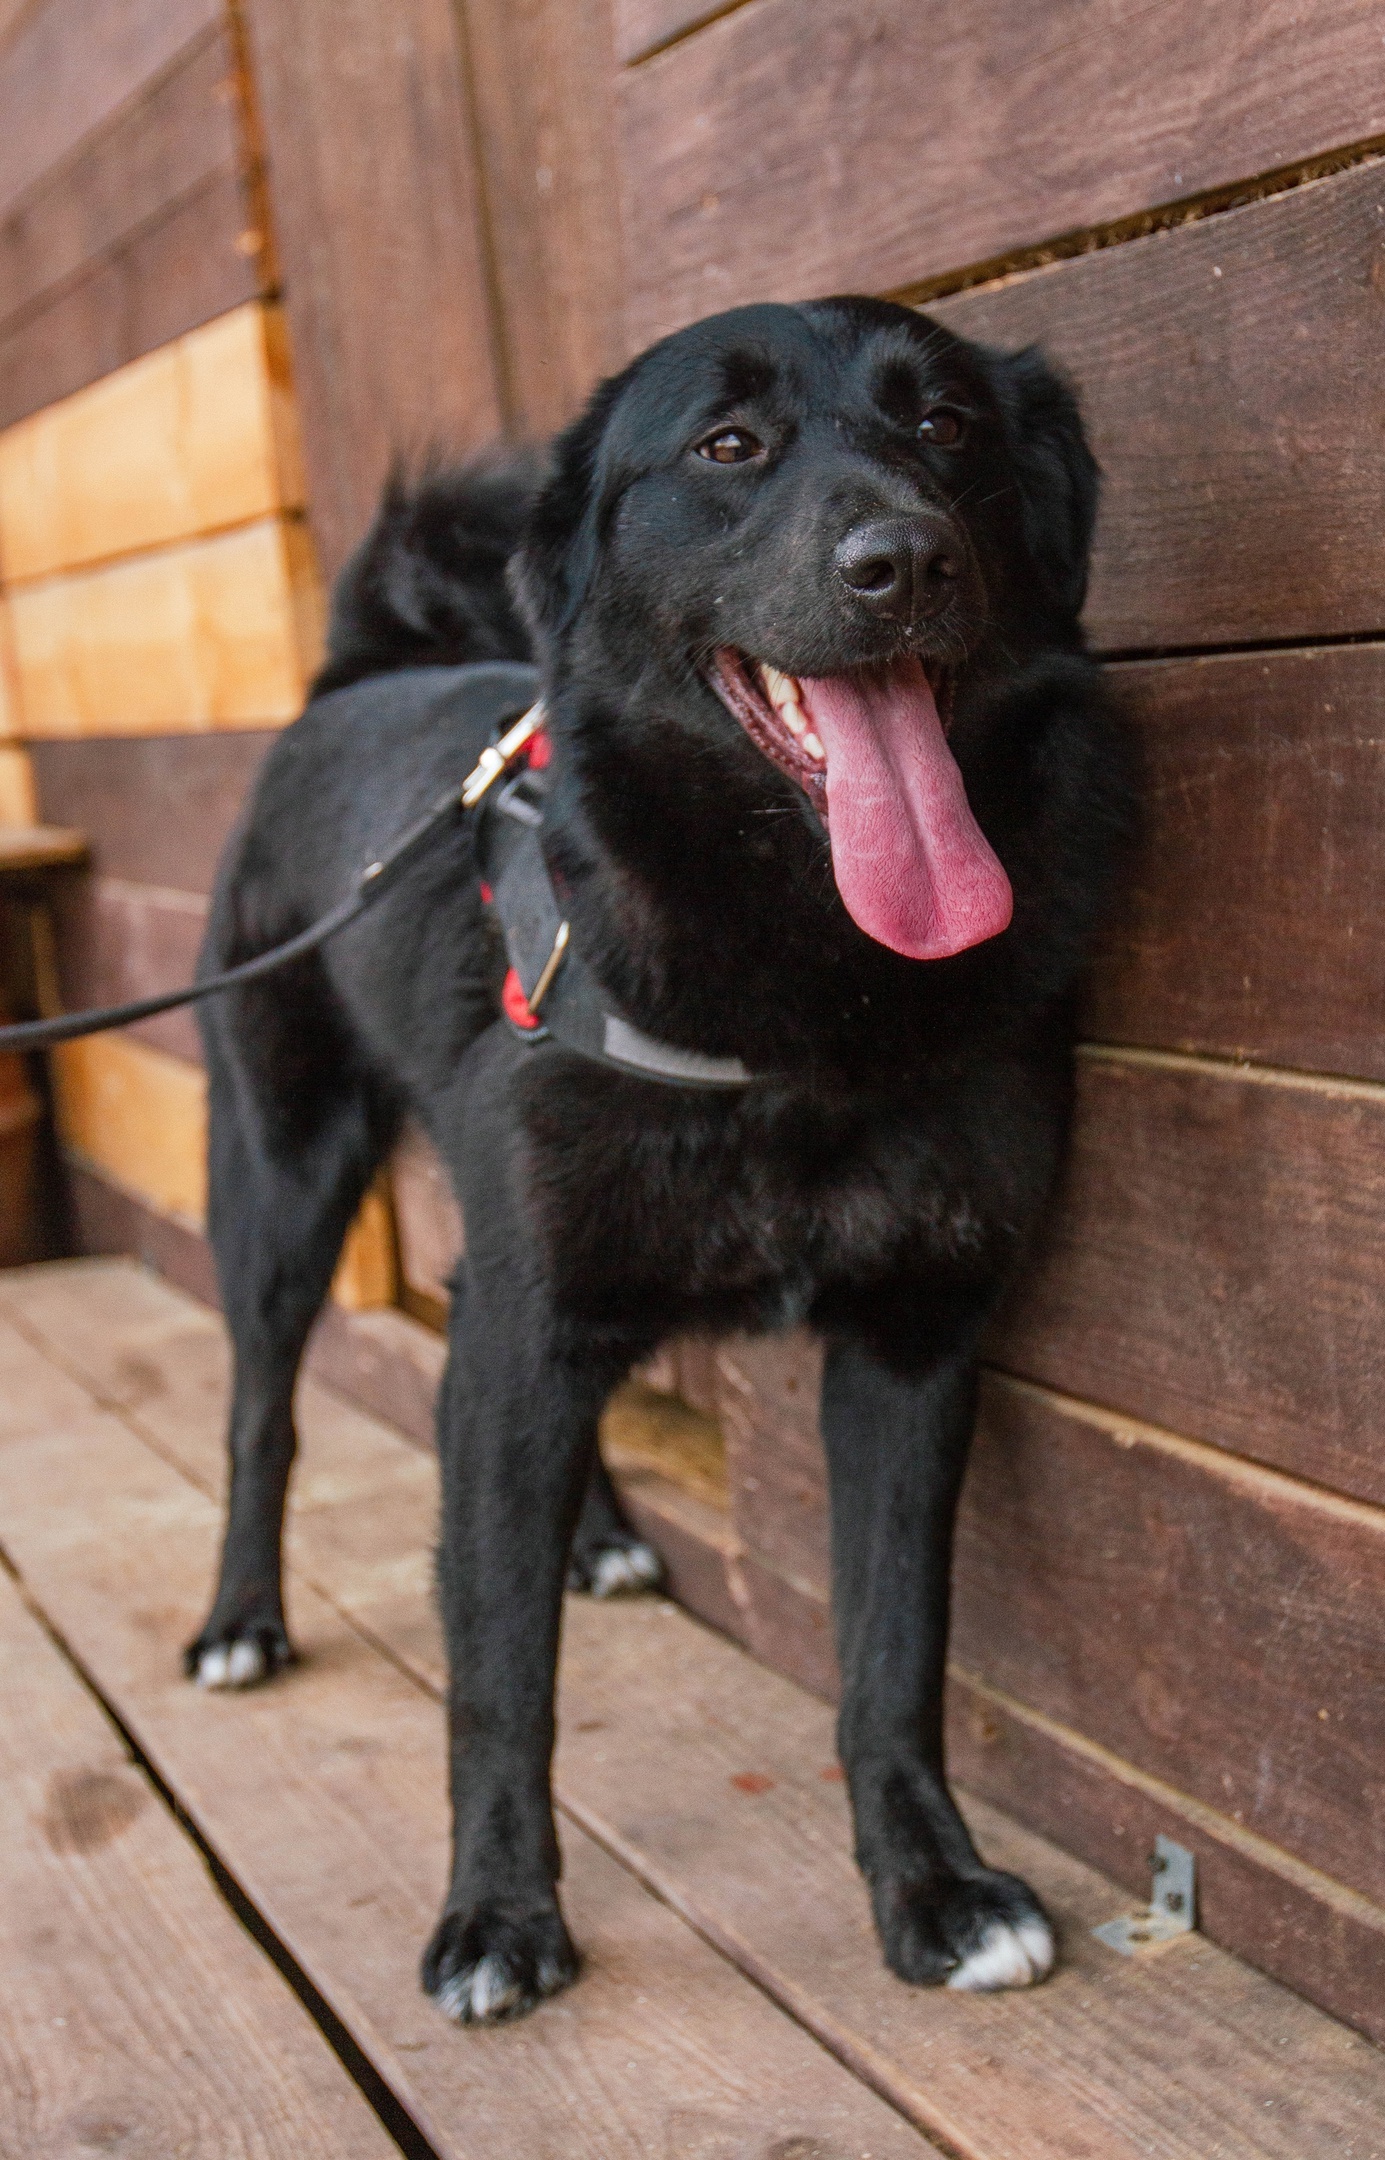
left=3, top=1257, right=1384, bottom=2160
left=0, top=1271, right=945, bottom=2160
left=0, top=1528, right=398, bottom=2158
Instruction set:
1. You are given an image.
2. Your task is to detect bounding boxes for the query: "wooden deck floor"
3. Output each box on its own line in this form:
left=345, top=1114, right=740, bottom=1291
left=2, top=1259, right=1383, bottom=2159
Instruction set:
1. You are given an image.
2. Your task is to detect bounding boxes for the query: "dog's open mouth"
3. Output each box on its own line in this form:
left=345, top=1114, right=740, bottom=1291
left=711, top=648, right=1013, bottom=962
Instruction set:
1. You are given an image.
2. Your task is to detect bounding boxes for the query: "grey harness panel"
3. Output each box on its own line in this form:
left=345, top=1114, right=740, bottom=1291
left=478, top=765, right=757, bottom=1090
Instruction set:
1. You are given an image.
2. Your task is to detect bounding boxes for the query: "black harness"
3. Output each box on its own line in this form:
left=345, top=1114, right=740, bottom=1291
left=477, top=749, right=755, bottom=1089
left=0, top=702, right=760, bottom=1089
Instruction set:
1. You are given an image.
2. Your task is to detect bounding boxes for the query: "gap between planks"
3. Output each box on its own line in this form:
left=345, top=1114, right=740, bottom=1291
left=949, top=1663, right=1385, bottom=1942
left=894, top=140, right=1385, bottom=308
left=4, top=1260, right=1385, bottom=2160
left=0, top=1265, right=942, bottom=2160
left=1078, top=1037, right=1385, bottom=1107
left=0, top=1547, right=405, bottom=2160
left=985, top=1366, right=1385, bottom=1543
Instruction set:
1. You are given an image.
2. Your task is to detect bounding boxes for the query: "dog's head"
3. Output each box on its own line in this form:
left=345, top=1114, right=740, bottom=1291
left=514, top=297, right=1098, bottom=963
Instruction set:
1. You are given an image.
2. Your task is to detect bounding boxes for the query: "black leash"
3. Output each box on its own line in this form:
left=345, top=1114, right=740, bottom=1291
left=0, top=703, right=545, bottom=1055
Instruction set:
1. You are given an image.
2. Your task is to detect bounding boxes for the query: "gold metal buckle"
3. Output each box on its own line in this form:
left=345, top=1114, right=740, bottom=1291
left=526, top=920, right=570, bottom=1015
left=459, top=702, right=545, bottom=809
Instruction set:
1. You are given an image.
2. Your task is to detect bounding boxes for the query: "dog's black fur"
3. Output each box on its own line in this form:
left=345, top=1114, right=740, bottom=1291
left=189, top=297, right=1132, bottom=2020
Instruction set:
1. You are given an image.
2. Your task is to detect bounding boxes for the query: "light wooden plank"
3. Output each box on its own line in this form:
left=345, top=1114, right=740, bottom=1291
left=10, top=1258, right=1385, bottom=2159
left=0, top=821, right=85, bottom=869
left=0, top=1560, right=401, bottom=2159
left=0, top=1301, right=936, bottom=2160
left=37, top=1016, right=404, bottom=1295
left=602, top=1377, right=729, bottom=1510
left=331, top=1178, right=399, bottom=1313
left=0, top=747, right=35, bottom=823
left=0, top=303, right=305, bottom=583
left=7, top=515, right=323, bottom=735
left=0, top=592, right=18, bottom=737
left=51, top=1034, right=206, bottom=1223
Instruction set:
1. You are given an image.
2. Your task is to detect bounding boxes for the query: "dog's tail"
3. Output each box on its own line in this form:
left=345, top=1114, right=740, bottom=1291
left=311, top=450, right=541, bottom=697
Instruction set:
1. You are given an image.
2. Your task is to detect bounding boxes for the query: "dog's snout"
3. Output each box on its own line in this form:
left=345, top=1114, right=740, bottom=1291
left=833, top=517, right=959, bottom=623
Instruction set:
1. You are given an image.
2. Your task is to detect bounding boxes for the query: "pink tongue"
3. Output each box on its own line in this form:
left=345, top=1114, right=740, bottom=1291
left=798, top=658, right=1013, bottom=959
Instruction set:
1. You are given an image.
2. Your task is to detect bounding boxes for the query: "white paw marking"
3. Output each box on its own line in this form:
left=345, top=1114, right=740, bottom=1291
left=435, top=1954, right=522, bottom=2024
left=589, top=1542, right=663, bottom=1598
left=946, top=1915, right=1055, bottom=1991
left=196, top=1638, right=266, bottom=1690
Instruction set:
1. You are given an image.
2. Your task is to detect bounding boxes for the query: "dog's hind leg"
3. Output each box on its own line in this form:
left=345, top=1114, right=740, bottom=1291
left=566, top=1453, right=664, bottom=1597
left=822, top=1318, right=1056, bottom=1993
left=186, top=973, right=399, bottom=1689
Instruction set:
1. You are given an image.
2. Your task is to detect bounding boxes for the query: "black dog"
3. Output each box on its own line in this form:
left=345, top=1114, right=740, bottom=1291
left=188, top=297, right=1131, bottom=2019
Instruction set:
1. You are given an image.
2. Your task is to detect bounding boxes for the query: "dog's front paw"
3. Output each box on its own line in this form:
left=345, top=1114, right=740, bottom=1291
left=873, top=1869, right=1055, bottom=1991
left=422, top=1901, right=579, bottom=2025
left=184, top=1616, right=294, bottom=1690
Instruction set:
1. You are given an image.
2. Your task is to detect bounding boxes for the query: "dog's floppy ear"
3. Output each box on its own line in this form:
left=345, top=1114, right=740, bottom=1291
left=986, top=344, right=1100, bottom=620
left=509, top=370, right=631, bottom=659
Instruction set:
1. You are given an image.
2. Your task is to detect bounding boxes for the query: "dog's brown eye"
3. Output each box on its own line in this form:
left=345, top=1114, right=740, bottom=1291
left=696, top=428, right=763, bottom=464
left=917, top=410, right=964, bottom=448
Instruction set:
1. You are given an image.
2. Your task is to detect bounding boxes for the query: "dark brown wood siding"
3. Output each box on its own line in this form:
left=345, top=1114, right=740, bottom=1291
left=931, top=161, right=1385, bottom=653
left=30, top=732, right=276, bottom=1065
left=1088, top=648, right=1385, bottom=1078
left=0, top=18, right=264, bottom=429
left=238, top=0, right=506, bottom=577
left=588, top=0, right=1385, bottom=2045
left=616, top=1, right=1385, bottom=345
left=12, top=0, right=1385, bottom=2046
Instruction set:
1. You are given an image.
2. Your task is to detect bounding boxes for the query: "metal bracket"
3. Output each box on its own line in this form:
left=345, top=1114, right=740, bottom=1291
left=1093, top=1835, right=1197, bottom=1956
left=493, top=769, right=545, bottom=828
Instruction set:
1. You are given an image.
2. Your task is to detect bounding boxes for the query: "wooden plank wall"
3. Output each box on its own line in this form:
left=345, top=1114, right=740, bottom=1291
left=0, top=0, right=633, bottom=1313
left=0, top=0, right=523, bottom=1297
left=9, top=0, right=1385, bottom=2051
left=615, top=0, right=1385, bottom=343
left=237, top=0, right=623, bottom=573
left=0, top=0, right=265, bottom=431
left=0, top=301, right=320, bottom=1242
left=0, top=0, right=615, bottom=1297
left=0, top=0, right=284, bottom=1269
left=580, top=0, right=1385, bottom=2046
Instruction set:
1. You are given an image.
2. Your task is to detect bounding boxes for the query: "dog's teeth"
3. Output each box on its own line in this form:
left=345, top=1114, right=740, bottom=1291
left=803, top=732, right=826, bottom=762
left=760, top=663, right=812, bottom=740
left=761, top=664, right=803, bottom=712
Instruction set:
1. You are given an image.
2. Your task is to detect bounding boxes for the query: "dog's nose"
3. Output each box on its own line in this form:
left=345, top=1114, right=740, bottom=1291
left=833, top=517, right=960, bottom=622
